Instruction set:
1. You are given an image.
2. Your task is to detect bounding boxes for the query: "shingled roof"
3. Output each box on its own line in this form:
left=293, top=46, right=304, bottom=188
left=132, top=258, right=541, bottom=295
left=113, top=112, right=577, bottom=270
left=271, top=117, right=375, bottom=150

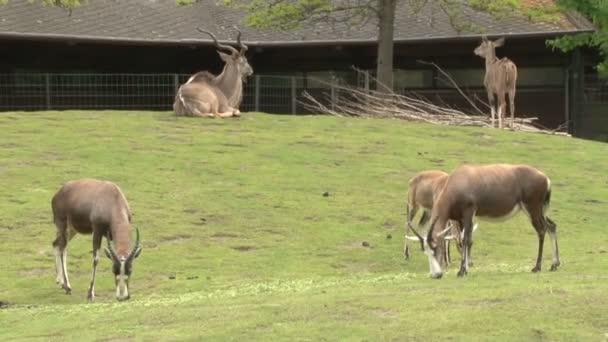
left=0, top=0, right=595, bottom=46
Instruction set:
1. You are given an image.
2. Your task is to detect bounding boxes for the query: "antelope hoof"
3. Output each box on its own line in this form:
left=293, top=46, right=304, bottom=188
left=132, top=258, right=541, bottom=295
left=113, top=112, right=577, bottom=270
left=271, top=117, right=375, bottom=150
left=87, top=290, right=95, bottom=301
left=430, top=273, right=443, bottom=279
left=550, top=263, right=560, bottom=272
left=531, top=265, right=541, bottom=273
left=457, top=268, right=467, bottom=277
left=63, top=285, right=72, bottom=295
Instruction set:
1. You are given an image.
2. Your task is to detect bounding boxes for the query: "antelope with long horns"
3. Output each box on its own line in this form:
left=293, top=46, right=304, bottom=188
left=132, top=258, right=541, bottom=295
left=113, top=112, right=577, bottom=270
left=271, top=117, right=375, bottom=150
left=474, top=36, right=518, bottom=129
left=174, top=27, right=253, bottom=118
left=409, top=164, right=559, bottom=279
left=404, top=170, right=477, bottom=268
left=51, top=179, right=142, bottom=301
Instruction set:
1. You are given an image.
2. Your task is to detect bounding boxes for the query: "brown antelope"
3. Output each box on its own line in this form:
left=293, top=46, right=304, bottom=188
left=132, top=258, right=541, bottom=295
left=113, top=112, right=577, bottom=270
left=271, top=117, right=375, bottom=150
left=403, top=170, right=477, bottom=268
left=474, top=36, right=518, bottom=129
left=173, top=27, right=253, bottom=118
left=51, top=179, right=142, bottom=301
left=408, top=164, right=559, bottom=279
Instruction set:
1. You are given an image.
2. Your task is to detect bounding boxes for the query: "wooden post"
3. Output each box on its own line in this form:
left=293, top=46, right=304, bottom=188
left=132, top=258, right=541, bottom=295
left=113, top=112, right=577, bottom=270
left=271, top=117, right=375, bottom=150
left=568, top=48, right=584, bottom=136
left=173, top=74, right=179, bottom=95
left=330, top=75, right=336, bottom=112
left=254, top=75, right=260, bottom=112
left=291, top=76, right=297, bottom=115
left=45, top=73, right=51, bottom=110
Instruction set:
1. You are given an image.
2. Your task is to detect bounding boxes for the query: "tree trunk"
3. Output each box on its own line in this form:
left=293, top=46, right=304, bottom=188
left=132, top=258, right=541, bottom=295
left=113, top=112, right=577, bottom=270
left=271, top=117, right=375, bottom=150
left=376, top=0, right=396, bottom=93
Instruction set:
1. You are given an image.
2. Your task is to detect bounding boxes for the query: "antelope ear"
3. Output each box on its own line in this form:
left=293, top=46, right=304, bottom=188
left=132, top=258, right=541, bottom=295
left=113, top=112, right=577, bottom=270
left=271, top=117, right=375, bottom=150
left=218, top=51, right=231, bottom=62
left=104, top=248, right=113, bottom=260
left=494, top=37, right=505, bottom=47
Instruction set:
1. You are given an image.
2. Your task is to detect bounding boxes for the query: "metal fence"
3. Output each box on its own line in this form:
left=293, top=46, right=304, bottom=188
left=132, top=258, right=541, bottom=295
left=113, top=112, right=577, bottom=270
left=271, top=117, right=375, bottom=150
left=0, top=73, right=350, bottom=114
left=584, top=74, right=608, bottom=104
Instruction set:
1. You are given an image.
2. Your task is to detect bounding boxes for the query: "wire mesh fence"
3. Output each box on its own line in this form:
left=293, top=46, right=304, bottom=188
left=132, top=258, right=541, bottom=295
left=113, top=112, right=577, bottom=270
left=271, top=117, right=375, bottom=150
left=0, top=73, right=344, bottom=114
left=1, top=71, right=603, bottom=119
left=584, top=74, right=608, bottom=104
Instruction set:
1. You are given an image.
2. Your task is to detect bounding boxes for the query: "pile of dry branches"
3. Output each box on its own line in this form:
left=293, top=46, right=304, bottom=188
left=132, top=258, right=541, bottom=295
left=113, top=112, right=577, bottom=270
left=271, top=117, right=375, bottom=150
left=300, top=65, right=568, bottom=135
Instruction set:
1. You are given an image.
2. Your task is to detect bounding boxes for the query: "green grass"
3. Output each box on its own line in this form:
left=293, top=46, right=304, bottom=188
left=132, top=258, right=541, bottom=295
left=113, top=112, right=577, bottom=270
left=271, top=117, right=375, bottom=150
left=0, top=111, right=607, bottom=341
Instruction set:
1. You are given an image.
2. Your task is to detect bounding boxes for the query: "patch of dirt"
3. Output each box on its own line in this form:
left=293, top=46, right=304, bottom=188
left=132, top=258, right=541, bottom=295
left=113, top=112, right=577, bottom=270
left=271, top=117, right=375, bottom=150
left=428, top=158, right=445, bottom=165
left=96, top=336, right=136, bottom=342
left=371, top=307, right=398, bottom=318
left=231, top=245, right=256, bottom=252
left=0, top=143, right=21, bottom=148
left=304, top=215, right=321, bottom=222
left=344, top=241, right=374, bottom=250
left=356, top=216, right=372, bottom=222
left=221, top=143, right=246, bottom=148
left=382, top=219, right=398, bottom=230
left=261, top=229, right=285, bottom=236
left=19, top=268, right=48, bottom=278
left=194, top=214, right=226, bottom=226
left=159, top=234, right=192, bottom=243
left=210, top=232, right=238, bottom=239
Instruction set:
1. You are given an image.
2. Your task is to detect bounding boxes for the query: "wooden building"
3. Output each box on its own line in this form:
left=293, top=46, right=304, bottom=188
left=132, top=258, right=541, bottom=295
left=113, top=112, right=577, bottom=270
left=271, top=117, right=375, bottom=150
left=0, top=0, right=605, bottom=139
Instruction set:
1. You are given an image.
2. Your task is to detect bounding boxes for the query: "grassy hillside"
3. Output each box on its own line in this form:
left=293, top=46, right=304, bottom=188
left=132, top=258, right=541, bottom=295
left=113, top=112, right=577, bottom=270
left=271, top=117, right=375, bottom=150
left=0, top=111, right=607, bottom=341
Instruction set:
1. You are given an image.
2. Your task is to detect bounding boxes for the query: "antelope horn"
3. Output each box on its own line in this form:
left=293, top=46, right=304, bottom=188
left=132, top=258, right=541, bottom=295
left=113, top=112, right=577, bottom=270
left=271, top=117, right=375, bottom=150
left=406, top=220, right=424, bottom=242
left=104, top=232, right=119, bottom=261
left=436, top=224, right=452, bottom=237
left=127, top=227, right=141, bottom=263
left=233, top=25, right=248, bottom=53
left=196, top=26, right=238, bottom=55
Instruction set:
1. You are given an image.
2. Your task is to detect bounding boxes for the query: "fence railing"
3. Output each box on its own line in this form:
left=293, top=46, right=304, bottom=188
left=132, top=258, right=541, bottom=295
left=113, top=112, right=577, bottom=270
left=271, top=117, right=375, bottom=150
left=0, top=73, right=352, bottom=114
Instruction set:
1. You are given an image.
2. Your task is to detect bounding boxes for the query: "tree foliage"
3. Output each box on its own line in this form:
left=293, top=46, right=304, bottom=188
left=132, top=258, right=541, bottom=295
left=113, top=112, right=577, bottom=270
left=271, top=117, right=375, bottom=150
left=548, top=0, right=608, bottom=77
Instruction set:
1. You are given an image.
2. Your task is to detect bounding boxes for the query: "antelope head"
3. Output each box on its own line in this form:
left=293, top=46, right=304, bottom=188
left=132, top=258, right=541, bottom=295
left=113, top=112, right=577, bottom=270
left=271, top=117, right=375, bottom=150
left=406, top=221, right=478, bottom=279
left=197, top=27, right=253, bottom=80
left=104, top=227, right=142, bottom=301
left=474, top=35, right=505, bottom=59
left=405, top=221, right=453, bottom=278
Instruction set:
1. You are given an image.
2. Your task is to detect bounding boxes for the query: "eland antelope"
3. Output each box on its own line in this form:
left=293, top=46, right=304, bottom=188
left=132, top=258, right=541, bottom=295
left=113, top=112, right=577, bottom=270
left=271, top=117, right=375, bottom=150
left=408, top=164, right=559, bottom=279
left=51, top=179, right=142, bottom=301
left=173, top=27, right=253, bottom=118
left=474, top=36, right=518, bottom=129
left=404, top=170, right=477, bottom=268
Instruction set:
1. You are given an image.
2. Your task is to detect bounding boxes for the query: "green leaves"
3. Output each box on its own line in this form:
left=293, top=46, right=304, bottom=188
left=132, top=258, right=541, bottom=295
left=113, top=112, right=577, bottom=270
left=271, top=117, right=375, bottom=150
left=547, top=0, right=608, bottom=77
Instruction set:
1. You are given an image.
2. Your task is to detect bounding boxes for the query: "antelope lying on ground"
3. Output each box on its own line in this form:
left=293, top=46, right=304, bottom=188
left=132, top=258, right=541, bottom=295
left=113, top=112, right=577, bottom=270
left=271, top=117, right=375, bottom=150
left=474, top=36, right=518, bottom=129
left=51, top=179, right=142, bottom=301
left=404, top=170, right=477, bottom=267
left=173, top=28, right=253, bottom=118
left=408, top=164, right=559, bottom=279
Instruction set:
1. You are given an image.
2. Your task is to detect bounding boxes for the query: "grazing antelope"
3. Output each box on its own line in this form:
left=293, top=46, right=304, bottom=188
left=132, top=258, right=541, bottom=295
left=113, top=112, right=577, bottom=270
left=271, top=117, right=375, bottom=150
left=474, top=35, right=518, bottom=129
left=404, top=170, right=477, bottom=267
left=173, top=27, right=253, bottom=118
left=408, top=164, right=559, bottom=279
left=51, top=179, right=142, bottom=301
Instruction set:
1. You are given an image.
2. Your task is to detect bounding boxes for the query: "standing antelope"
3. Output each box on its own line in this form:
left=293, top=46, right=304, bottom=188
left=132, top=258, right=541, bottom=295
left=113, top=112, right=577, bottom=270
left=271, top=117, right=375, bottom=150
left=474, top=36, right=518, bottom=129
left=173, top=27, right=253, bottom=118
left=408, top=164, right=559, bottom=279
left=404, top=170, right=477, bottom=267
left=51, top=179, right=142, bottom=301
